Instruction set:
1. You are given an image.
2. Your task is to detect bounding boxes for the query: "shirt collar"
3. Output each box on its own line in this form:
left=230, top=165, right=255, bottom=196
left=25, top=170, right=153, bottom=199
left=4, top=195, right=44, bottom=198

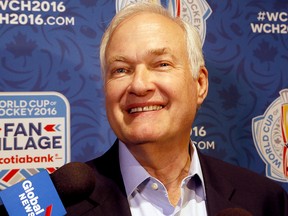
left=189, top=142, right=205, bottom=191
left=119, top=141, right=150, bottom=197
left=188, top=142, right=206, bottom=198
left=119, top=141, right=206, bottom=197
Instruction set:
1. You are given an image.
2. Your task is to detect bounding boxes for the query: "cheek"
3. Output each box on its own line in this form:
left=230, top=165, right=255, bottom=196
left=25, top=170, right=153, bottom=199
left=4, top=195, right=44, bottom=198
left=105, top=86, right=121, bottom=127
left=105, top=82, right=122, bottom=102
left=104, top=85, right=119, bottom=117
left=178, top=78, right=198, bottom=109
left=105, top=81, right=127, bottom=114
left=171, top=75, right=196, bottom=98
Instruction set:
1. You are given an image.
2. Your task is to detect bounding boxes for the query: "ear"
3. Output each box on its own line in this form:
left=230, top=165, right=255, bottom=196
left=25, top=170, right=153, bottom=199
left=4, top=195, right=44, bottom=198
left=196, top=66, right=209, bottom=107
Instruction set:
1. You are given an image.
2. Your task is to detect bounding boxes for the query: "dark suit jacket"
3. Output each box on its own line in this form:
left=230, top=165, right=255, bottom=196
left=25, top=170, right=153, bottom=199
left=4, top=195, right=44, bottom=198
left=64, top=141, right=287, bottom=216
left=1, top=141, right=287, bottom=215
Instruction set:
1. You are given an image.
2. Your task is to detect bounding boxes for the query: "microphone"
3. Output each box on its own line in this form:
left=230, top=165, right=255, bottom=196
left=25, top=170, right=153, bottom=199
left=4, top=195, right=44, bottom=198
left=216, top=208, right=253, bottom=216
left=0, top=162, right=95, bottom=216
left=50, top=162, right=95, bottom=207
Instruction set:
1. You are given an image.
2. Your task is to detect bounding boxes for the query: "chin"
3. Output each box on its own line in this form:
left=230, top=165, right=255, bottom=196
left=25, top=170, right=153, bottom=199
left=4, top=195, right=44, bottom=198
left=122, top=131, right=162, bottom=145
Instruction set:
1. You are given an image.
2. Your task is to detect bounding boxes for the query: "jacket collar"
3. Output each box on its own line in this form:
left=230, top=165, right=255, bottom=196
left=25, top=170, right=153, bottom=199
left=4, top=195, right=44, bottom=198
left=91, top=140, right=127, bottom=195
left=198, top=152, right=238, bottom=215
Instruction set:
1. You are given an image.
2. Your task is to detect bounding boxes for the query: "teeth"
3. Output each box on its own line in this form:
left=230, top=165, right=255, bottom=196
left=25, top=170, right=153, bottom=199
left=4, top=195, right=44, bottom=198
left=130, top=105, right=163, bottom=114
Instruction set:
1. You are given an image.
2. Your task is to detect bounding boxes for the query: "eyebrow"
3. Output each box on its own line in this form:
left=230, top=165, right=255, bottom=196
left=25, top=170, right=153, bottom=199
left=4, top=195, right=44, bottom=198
left=147, top=47, right=173, bottom=57
left=107, top=47, right=175, bottom=65
left=107, top=55, right=127, bottom=65
left=147, top=47, right=179, bottom=64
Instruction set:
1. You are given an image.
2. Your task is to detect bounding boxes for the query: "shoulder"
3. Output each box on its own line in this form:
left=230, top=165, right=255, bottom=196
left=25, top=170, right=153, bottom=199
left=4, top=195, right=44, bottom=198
left=200, top=153, right=288, bottom=215
left=200, top=153, right=287, bottom=200
left=201, top=153, right=283, bottom=189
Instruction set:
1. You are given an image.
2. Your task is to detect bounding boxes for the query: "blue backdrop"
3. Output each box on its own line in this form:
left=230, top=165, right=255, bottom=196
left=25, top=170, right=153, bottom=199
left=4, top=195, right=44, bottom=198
left=0, top=0, right=287, bottom=192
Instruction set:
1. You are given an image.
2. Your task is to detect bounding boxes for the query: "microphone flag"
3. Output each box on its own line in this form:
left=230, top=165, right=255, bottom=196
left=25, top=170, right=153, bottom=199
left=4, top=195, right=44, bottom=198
left=0, top=170, right=66, bottom=216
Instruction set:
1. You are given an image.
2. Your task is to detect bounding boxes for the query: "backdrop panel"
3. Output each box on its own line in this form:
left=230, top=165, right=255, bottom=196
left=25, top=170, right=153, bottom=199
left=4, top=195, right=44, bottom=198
left=0, top=0, right=287, bottom=192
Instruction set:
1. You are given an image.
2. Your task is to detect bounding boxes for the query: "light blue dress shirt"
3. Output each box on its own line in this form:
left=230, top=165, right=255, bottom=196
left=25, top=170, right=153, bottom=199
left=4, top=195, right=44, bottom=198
left=119, top=141, right=207, bottom=216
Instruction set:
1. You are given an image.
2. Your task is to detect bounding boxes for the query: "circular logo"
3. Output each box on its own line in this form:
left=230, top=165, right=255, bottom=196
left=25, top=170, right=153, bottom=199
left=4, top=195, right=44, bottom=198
left=252, top=89, right=288, bottom=182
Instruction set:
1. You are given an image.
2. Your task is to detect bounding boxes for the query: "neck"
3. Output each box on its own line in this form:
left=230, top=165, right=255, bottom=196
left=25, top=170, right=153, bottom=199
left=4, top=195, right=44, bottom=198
left=125, top=137, right=192, bottom=206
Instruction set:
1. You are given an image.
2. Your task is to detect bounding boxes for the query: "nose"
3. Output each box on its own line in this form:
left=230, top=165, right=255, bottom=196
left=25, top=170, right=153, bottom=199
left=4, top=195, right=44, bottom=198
left=127, top=65, right=155, bottom=96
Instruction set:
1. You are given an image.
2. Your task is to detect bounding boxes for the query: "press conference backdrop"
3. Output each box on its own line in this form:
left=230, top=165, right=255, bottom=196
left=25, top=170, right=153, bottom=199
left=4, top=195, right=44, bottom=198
left=0, top=0, right=287, bottom=192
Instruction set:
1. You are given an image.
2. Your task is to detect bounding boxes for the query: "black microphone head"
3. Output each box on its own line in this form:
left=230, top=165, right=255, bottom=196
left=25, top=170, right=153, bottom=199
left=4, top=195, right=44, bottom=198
left=216, top=208, right=253, bottom=216
left=50, top=162, right=95, bottom=206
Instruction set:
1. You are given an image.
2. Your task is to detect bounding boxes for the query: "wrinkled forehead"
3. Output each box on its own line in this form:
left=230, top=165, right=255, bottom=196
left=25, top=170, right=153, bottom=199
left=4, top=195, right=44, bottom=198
left=106, top=12, right=186, bottom=51
left=106, top=12, right=185, bottom=44
left=106, top=13, right=186, bottom=58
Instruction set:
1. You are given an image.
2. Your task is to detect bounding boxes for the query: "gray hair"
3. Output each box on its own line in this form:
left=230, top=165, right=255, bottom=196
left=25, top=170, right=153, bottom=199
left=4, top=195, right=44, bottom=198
left=99, top=2, right=205, bottom=79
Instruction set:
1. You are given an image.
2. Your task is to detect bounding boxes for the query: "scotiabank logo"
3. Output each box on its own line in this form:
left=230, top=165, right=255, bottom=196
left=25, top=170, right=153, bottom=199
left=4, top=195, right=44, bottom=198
left=0, top=92, right=70, bottom=190
left=1, top=122, right=62, bottom=164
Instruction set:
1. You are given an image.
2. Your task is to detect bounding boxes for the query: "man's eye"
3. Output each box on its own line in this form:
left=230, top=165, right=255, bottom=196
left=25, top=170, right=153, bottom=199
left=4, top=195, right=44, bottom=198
left=160, top=63, right=169, bottom=67
left=115, top=68, right=127, bottom=73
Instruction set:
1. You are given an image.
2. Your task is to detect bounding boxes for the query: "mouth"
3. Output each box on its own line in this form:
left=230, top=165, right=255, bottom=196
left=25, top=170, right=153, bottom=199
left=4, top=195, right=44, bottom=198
left=129, top=105, right=163, bottom=114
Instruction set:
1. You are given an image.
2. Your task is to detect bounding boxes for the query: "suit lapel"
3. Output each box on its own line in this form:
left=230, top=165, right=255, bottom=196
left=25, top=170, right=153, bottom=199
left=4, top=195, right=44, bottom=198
left=199, top=152, right=238, bottom=215
left=92, top=140, right=126, bottom=195
left=84, top=140, right=131, bottom=216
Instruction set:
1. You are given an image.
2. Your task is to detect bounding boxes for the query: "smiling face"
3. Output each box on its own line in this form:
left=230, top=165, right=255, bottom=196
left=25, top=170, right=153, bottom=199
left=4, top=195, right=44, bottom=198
left=104, top=12, right=208, bottom=147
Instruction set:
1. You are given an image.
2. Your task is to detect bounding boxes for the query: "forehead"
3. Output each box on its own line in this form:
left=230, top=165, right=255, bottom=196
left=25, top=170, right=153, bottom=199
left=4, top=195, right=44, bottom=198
left=106, top=12, right=186, bottom=54
left=115, top=11, right=182, bottom=30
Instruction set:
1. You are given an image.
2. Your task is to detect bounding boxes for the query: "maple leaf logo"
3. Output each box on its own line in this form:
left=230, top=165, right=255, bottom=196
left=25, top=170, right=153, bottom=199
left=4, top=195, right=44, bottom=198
left=218, top=85, right=241, bottom=110
left=6, top=32, right=37, bottom=66
left=253, top=40, right=277, bottom=63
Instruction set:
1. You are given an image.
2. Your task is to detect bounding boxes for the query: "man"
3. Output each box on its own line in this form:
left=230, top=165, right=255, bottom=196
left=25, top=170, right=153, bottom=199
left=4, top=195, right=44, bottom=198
left=0, top=2, right=284, bottom=216
left=68, top=2, right=287, bottom=216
